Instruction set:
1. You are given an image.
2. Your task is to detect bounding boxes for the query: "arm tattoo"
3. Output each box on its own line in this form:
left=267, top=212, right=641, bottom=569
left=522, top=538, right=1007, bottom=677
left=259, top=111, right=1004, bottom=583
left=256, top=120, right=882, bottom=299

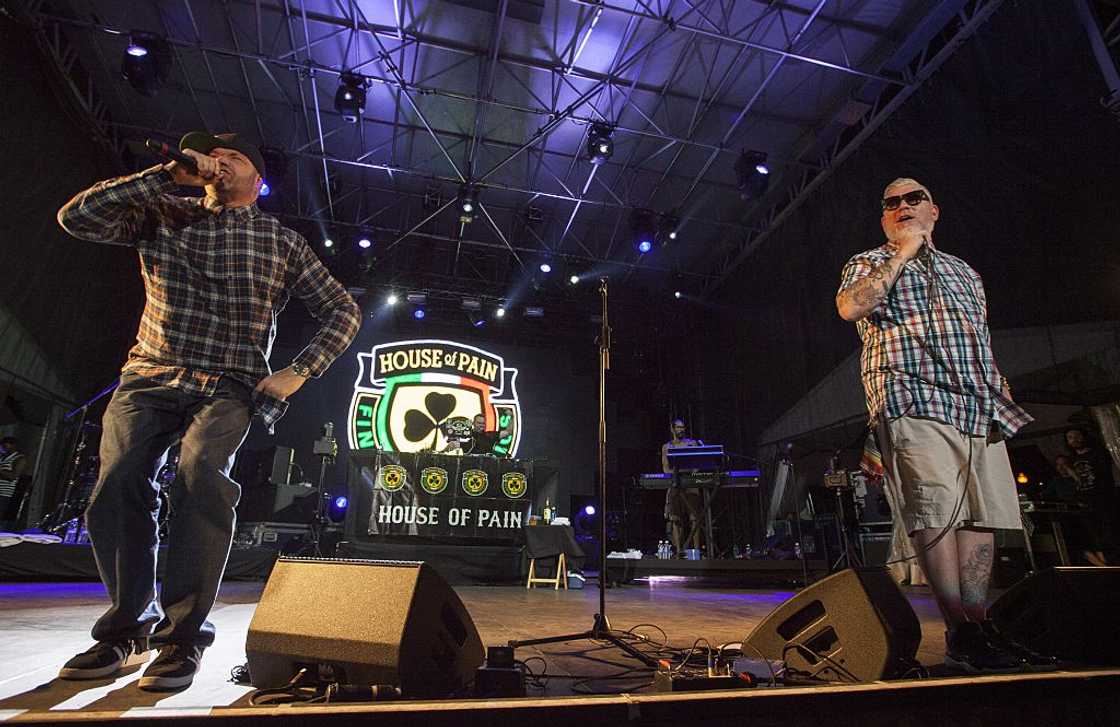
left=839, top=255, right=904, bottom=314
left=960, top=542, right=994, bottom=609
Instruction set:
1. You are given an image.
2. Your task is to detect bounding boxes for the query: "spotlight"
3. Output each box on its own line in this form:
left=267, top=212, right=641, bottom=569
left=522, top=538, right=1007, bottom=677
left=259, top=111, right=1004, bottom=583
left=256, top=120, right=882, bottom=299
left=472, top=317, right=487, bottom=328
left=406, top=292, right=428, bottom=305
left=386, top=293, right=399, bottom=305
left=458, top=185, right=479, bottom=224
left=335, top=72, right=368, bottom=123
left=539, top=262, right=552, bottom=274
left=495, top=306, right=507, bottom=318
left=121, top=32, right=169, bottom=97
left=630, top=208, right=656, bottom=255
left=358, top=237, right=372, bottom=249
left=327, top=495, right=349, bottom=523
left=413, top=308, right=426, bottom=320
left=257, top=147, right=287, bottom=203
left=735, top=150, right=771, bottom=200
left=323, top=238, right=334, bottom=249
left=583, top=504, right=596, bottom=516
left=569, top=274, right=580, bottom=285
left=586, top=123, right=614, bottom=165
left=661, top=213, right=680, bottom=243
left=674, top=290, right=682, bottom=299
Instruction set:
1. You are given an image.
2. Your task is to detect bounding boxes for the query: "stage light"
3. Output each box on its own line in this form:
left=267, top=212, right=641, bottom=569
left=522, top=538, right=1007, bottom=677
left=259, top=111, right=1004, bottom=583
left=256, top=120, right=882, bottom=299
left=586, top=123, right=614, bottom=165
left=121, top=32, right=169, bottom=97
left=539, top=262, right=552, bottom=274
left=1016, top=472, right=1029, bottom=485
left=569, top=274, right=580, bottom=285
left=583, top=504, right=596, bottom=516
left=495, top=306, right=507, bottom=318
left=735, top=150, right=771, bottom=200
left=413, top=308, right=426, bottom=320
left=630, top=207, right=656, bottom=255
left=461, top=297, right=482, bottom=311
left=328, top=495, right=349, bottom=523
left=386, top=293, right=399, bottom=305
left=406, top=292, right=428, bottom=305
left=458, top=185, right=479, bottom=224
left=259, top=181, right=271, bottom=197
left=335, top=72, right=367, bottom=123
left=358, top=237, right=372, bottom=249
left=473, top=318, right=486, bottom=328
left=674, top=290, right=682, bottom=299
left=660, top=213, right=680, bottom=242
left=323, top=238, right=334, bottom=249
left=524, top=306, right=544, bottom=318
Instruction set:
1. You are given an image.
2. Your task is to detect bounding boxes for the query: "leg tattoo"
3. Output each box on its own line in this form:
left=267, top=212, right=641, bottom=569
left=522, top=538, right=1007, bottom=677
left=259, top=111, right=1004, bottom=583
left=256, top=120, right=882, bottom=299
left=959, top=542, right=994, bottom=619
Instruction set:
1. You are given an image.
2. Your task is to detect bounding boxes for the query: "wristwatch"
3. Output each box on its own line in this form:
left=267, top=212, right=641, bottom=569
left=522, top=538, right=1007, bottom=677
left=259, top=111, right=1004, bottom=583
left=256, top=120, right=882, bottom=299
left=291, top=362, right=311, bottom=378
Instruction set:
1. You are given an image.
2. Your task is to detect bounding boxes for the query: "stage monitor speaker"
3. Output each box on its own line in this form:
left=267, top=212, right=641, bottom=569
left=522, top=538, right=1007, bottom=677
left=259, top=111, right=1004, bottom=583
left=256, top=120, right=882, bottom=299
left=743, top=567, right=921, bottom=682
left=246, top=557, right=485, bottom=697
left=988, top=566, right=1120, bottom=665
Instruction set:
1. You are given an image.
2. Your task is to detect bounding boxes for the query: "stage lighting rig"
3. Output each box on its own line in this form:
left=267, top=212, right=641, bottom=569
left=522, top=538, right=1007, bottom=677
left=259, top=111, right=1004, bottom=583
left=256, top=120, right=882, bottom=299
left=258, top=146, right=287, bottom=200
left=458, top=185, right=479, bottom=224
left=121, top=32, right=170, bottom=96
left=586, top=123, right=614, bottom=165
left=735, top=150, right=771, bottom=200
left=461, top=297, right=483, bottom=312
left=661, top=213, right=680, bottom=242
left=335, top=72, right=368, bottom=123
left=630, top=208, right=656, bottom=254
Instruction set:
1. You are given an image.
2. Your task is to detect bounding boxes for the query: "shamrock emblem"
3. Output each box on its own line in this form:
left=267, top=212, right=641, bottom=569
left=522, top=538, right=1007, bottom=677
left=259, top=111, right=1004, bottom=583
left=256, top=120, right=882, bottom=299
left=403, top=392, right=458, bottom=445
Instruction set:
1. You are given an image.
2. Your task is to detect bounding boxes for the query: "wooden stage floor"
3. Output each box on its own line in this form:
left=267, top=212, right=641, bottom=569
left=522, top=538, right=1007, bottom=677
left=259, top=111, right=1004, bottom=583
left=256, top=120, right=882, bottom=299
left=1, top=578, right=1117, bottom=725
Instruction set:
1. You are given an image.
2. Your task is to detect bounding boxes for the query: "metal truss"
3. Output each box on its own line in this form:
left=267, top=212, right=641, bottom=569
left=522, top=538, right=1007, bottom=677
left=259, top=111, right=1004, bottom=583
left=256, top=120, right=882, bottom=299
left=700, top=0, right=1007, bottom=298
left=23, top=0, right=970, bottom=294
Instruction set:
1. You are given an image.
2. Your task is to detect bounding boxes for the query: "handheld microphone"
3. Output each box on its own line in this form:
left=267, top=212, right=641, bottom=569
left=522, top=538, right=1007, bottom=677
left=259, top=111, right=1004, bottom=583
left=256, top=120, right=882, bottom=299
left=145, top=138, right=198, bottom=173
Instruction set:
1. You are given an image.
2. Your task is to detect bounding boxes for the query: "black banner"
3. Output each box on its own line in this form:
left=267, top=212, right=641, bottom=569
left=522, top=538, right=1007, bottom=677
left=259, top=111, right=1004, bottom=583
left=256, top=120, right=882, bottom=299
left=347, top=451, right=532, bottom=540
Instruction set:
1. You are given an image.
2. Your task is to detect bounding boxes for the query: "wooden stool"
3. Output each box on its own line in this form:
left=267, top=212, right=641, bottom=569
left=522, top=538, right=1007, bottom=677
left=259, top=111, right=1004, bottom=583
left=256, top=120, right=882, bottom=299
left=526, top=552, right=568, bottom=590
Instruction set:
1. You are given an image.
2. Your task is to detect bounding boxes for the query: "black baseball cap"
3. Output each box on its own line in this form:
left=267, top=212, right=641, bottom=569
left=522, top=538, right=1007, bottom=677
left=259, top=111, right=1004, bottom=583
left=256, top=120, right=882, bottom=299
left=179, top=132, right=266, bottom=177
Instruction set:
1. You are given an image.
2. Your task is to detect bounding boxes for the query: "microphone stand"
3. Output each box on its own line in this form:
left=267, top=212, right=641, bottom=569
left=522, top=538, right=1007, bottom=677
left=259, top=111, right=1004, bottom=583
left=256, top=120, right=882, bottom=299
left=303, top=422, right=338, bottom=557
left=509, top=279, right=658, bottom=668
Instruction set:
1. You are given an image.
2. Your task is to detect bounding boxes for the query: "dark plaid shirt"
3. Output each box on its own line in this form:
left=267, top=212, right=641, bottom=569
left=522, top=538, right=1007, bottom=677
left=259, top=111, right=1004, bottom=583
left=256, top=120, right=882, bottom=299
left=57, top=165, right=361, bottom=429
left=838, top=242, right=1031, bottom=438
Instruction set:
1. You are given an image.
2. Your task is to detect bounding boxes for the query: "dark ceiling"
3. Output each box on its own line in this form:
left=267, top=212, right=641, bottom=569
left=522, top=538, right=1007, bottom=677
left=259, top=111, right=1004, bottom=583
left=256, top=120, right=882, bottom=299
left=18, top=0, right=1022, bottom=310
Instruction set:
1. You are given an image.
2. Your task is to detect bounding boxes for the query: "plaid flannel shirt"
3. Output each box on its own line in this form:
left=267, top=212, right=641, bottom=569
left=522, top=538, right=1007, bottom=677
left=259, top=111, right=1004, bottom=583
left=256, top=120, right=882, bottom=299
left=58, top=165, right=361, bottom=430
left=838, top=242, right=1031, bottom=438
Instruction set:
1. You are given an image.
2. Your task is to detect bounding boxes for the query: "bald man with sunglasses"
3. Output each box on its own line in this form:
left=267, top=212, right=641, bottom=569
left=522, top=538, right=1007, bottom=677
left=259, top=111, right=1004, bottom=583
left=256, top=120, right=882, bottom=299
left=836, top=178, right=1053, bottom=674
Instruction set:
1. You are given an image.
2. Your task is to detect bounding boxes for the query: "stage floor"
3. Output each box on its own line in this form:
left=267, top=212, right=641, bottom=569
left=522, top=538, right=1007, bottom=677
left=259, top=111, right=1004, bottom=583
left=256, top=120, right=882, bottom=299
left=0, top=578, right=1115, bottom=723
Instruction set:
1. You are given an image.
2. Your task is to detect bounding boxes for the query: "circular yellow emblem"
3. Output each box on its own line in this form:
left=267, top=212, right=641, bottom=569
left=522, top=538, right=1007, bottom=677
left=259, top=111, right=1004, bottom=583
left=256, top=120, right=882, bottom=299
left=420, top=467, right=448, bottom=495
left=461, top=469, right=488, bottom=497
left=378, top=464, right=407, bottom=492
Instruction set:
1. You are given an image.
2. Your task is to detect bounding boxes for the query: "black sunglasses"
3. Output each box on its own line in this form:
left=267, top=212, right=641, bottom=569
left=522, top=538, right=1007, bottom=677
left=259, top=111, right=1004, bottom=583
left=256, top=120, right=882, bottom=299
left=881, top=189, right=930, bottom=211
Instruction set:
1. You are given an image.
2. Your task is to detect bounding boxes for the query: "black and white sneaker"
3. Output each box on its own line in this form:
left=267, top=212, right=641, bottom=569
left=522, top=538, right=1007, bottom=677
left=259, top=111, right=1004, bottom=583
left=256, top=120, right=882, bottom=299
left=138, top=643, right=203, bottom=691
left=59, top=640, right=139, bottom=680
left=980, top=620, right=1060, bottom=671
left=944, top=622, right=1023, bottom=674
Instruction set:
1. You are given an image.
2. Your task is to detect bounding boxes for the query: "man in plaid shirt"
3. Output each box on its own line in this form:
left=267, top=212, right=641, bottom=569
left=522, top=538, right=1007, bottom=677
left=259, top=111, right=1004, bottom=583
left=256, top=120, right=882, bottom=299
left=55, top=132, right=360, bottom=690
left=837, top=178, right=1051, bottom=673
